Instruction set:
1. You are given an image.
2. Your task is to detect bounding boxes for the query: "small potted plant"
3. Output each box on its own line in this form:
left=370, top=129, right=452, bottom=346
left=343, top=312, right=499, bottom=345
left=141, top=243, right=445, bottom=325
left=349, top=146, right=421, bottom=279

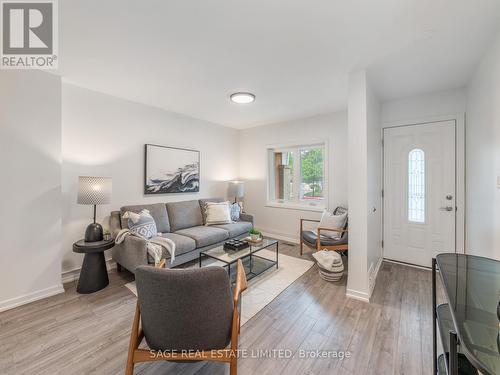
left=249, top=228, right=262, bottom=241
left=103, top=229, right=111, bottom=241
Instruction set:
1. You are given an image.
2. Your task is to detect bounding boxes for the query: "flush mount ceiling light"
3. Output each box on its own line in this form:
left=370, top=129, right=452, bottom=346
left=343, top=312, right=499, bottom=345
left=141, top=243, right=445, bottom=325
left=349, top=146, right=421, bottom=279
left=230, top=92, right=255, bottom=104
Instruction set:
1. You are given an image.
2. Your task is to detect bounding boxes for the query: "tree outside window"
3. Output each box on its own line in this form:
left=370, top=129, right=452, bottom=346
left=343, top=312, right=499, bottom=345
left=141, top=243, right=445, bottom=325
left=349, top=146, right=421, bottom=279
left=268, top=144, right=326, bottom=207
left=300, top=148, right=324, bottom=199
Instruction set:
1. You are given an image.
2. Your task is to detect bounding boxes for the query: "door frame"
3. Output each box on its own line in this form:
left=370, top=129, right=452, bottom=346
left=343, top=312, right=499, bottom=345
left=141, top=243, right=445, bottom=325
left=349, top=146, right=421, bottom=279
left=382, top=113, right=466, bottom=267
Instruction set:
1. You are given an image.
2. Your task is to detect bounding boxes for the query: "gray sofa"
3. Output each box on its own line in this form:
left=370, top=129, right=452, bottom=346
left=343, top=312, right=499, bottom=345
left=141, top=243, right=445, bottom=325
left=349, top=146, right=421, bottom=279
left=110, top=198, right=253, bottom=273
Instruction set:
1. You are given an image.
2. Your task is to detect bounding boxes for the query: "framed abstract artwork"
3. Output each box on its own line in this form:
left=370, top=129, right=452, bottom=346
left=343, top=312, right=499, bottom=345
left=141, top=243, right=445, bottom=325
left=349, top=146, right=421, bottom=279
left=144, top=144, right=200, bottom=194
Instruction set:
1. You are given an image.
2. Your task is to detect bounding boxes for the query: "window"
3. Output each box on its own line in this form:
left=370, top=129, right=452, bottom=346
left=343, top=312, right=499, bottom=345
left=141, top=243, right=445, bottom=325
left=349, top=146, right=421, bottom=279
left=408, top=148, right=425, bottom=223
left=268, top=144, right=326, bottom=208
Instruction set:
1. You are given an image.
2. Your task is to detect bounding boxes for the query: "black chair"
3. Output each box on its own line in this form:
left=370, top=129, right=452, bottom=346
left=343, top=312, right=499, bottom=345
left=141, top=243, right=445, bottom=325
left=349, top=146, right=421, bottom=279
left=126, top=259, right=247, bottom=375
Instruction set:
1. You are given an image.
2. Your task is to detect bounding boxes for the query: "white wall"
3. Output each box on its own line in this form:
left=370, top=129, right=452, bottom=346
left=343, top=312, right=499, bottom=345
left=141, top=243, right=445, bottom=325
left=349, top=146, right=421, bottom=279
left=61, top=83, right=240, bottom=273
left=366, top=76, right=382, bottom=290
left=346, top=70, right=383, bottom=301
left=0, top=71, right=63, bottom=311
left=466, top=29, right=500, bottom=261
left=381, top=88, right=466, bottom=125
left=238, top=111, right=348, bottom=241
left=346, top=71, right=369, bottom=300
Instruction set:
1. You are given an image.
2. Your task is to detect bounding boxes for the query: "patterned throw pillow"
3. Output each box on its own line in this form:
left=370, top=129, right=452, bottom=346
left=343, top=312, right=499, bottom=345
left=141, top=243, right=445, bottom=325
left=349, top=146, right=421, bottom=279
left=204, top=201, right=232, bottom=225
left=230, top=202, right=241, bottom=221
left=123, top=209, right=157, bottom=239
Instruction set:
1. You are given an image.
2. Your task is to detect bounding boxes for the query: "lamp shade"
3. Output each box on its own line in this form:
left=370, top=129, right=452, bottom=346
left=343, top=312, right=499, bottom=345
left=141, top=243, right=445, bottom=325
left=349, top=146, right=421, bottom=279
left=228, top=180, right=244, bottom=199
left=77, top=176, right=112, bottom=205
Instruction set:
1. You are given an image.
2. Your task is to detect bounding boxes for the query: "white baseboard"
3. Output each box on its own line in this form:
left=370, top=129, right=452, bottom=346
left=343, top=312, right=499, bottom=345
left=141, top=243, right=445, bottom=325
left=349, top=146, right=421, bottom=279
left=383, top=258, right=430, bottom=271
left=260, top=229, right=299, bottom=244
left=61, top=259, right=117, bottom=284
left=0, top=284, right=64, bottom=313
left=346, top=288, right=370, bottom=302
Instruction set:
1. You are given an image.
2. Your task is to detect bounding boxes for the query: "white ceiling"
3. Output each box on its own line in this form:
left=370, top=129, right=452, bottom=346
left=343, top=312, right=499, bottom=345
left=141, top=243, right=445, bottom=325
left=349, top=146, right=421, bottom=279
left=59, top=0, right=500, bottom=129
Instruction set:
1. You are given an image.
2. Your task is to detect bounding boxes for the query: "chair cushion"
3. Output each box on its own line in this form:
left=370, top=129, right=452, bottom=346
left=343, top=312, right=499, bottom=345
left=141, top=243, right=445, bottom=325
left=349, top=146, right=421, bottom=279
left=175, top=226, right=229, bottom=247
left=318, top=210, right=347, bottom=239
left=333, top=206, right=348, bottom=229
left=302, top=230, right=348, bottom=247
left=135, top=266, right=233, bottom=351
left=213, top=221, right=252, bottom=237
left=166, top=200, right=203, bottom=231
left=161, top=233, right=196, bottom=257
left=120, top=203, right=170, bottom=233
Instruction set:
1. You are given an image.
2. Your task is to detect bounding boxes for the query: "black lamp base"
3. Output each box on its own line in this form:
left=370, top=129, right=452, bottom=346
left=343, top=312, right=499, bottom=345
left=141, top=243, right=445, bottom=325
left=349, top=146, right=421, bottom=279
left=85, top=222, right=103, bottom=242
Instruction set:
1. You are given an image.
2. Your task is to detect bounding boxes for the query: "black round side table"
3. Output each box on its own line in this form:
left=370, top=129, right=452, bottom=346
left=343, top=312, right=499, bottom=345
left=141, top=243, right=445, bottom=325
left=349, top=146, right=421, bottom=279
left=73, top=239, right=115, bottom=294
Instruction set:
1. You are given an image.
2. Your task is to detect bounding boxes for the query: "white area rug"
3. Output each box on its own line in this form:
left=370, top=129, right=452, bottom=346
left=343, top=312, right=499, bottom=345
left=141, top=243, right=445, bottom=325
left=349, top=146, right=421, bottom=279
left=125, top=249, right=314, bottom=325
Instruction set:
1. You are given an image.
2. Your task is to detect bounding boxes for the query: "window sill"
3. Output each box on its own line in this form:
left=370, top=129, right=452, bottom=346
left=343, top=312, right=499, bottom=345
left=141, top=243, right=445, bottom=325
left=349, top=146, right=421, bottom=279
left=265, top=201, right=325, bottom=212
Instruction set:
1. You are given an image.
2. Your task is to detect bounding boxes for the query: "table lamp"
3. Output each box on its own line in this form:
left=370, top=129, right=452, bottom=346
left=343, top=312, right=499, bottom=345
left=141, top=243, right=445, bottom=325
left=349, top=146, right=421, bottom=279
left=77, top=176, right=112, bottom=242
left=228, top=180, right=244, bottom=203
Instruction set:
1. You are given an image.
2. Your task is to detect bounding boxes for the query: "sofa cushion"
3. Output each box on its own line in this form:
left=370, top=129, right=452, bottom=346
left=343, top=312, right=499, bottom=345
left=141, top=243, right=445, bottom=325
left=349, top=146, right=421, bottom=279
left=160, top=233, right=196, bottom=257
left=121, top=203, right=170, bottom=233
left=213, top=221, right=252, bottom=237
left=229, top=202, right=241, bottom=221
left=175, top=226, right=229, bottom=247
left=199, top=198, right=224, bottom=224
left=204, top=201, right=232, bottom=225
left=166, top=200, right=203, bottom=232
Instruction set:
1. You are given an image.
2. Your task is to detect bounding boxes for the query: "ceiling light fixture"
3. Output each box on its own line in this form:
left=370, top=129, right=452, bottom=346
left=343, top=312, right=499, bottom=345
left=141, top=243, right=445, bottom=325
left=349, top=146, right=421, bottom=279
left=230, top=92, right=255, bottom=104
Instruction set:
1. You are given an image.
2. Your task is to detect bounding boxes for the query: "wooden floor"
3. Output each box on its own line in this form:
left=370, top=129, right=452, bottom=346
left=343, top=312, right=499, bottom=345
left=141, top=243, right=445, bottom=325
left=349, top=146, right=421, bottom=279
left=0, top=243, right=439, bottom=375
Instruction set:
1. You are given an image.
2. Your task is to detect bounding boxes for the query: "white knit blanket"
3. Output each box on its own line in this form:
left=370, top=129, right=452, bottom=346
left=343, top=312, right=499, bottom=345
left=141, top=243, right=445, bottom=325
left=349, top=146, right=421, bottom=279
left=312, top=250, right=342, bottom=272
left=115, top=229, right=176, bottom=265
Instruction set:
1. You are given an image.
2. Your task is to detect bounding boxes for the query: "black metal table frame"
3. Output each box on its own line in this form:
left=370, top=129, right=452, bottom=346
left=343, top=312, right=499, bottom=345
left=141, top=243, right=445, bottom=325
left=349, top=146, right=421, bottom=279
left=199, top=241, right=279, bottom=282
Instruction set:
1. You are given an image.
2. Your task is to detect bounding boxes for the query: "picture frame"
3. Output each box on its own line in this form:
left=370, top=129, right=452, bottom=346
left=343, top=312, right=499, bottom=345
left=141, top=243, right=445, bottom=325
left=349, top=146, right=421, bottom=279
left=144, top=144, right=200, bottom=195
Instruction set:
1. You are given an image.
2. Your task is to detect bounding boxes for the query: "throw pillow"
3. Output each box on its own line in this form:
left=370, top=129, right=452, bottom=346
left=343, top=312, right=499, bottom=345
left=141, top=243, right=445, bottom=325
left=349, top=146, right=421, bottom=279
left=230, top=202, right=241, bottom=221
left=123, top=209, right=157, bottom=239
left=205, top=201, right=232, bottom=225
left=318, top=210, right=347, bottom=239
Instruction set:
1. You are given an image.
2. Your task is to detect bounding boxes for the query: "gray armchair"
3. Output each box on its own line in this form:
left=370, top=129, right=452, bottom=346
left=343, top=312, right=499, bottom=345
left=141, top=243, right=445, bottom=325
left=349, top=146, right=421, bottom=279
left=300, top=206, right=348, bottom=255
left=125, top=259, right=248, bottom=375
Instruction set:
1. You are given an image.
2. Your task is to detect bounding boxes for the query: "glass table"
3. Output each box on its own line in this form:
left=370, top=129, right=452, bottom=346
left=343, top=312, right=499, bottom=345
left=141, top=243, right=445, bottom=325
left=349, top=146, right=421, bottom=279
left=432, top=254, right=500, bottom=375
left=199, top=238, right=278, bottom=283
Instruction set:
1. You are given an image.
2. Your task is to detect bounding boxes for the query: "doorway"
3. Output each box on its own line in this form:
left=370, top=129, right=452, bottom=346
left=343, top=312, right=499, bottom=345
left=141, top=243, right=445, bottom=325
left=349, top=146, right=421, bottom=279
left=383, top=120, right=464, bottom=267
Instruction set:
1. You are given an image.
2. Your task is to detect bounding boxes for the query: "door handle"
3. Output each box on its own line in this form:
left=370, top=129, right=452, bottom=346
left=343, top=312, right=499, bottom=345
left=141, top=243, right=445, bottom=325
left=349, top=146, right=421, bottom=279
left=439, top=206, right=454, bottom=212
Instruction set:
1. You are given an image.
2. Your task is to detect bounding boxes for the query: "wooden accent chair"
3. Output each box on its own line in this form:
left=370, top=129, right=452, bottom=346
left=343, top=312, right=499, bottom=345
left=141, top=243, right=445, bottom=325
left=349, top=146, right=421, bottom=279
left=125, top=259, right=248, bottom=375
left=300, top=206, right=348, bottom=255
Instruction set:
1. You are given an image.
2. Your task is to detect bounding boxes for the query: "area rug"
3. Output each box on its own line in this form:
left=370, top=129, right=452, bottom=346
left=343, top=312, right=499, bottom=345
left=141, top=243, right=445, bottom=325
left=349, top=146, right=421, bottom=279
left=125, top=249, right=314, bottom=325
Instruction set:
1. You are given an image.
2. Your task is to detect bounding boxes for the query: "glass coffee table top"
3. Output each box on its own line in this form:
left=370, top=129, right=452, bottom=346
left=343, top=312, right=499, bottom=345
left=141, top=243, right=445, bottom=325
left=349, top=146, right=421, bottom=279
left=436, top=253, right=500, bottom=375
left=200, top=238, right=279, bottom=283
left=201, top=238, right=278, bottom=264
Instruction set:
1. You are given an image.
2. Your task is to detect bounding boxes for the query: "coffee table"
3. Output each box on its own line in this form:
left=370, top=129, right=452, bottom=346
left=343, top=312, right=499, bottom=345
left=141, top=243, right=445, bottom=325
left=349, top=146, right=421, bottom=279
left=199, top=238, right=278, bottom=283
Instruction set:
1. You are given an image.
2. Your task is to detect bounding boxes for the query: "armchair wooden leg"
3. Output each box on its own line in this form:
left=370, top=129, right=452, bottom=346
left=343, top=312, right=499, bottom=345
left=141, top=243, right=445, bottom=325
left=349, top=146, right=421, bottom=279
left=125, top=357, right=134, bottom=375
left=126, top=302, right=141, bottom=375
left=230, top=359, right=237, bottom=375
left=300, top=240, right=303, bottom=256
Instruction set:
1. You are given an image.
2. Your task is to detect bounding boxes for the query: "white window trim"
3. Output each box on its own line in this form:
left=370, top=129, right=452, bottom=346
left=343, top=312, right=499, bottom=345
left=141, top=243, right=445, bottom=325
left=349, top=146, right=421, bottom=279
left=266, top=141, right=329, bottom=210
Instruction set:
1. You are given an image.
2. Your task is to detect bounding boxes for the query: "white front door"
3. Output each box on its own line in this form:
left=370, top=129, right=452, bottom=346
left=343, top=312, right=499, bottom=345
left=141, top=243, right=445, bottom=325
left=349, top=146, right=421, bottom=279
left=383, top=121, right=456, bottom=267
